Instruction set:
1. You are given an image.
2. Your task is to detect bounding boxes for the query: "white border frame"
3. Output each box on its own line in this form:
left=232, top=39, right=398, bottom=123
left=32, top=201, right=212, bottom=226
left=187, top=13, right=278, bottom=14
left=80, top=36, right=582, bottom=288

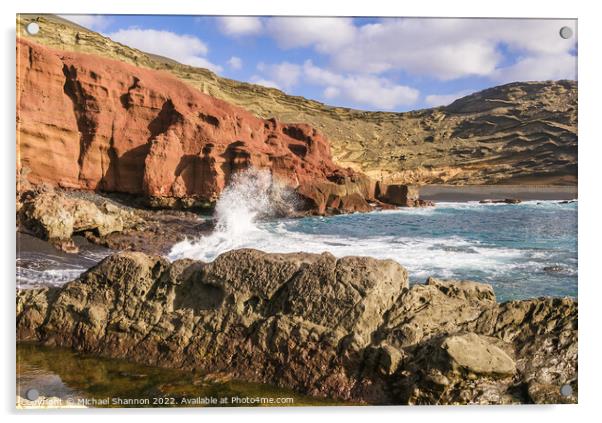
left=2, top=1, right=599, bottom=422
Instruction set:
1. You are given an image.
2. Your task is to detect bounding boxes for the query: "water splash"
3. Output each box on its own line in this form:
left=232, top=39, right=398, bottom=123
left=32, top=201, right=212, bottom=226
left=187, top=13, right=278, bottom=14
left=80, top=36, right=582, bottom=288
left=168, top=168, right=297, bottom=261
left=213, top=169, right=273, bottom=237
left=168, top=198, right=577, bottom=300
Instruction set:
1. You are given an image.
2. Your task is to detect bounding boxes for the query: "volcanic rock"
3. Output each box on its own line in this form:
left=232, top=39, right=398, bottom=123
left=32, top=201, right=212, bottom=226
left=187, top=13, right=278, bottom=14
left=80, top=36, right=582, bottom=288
left=479, top=198, right=522, bottom=204
left=441, top=333, right=516, bottom=376
left=16, top=250, right=577, bottom=404
left=18, top=188, right=140, bottom=253
left=16, top=38, right=372, bottom=215
left=17, top=188, right=211, bottom=255
left=17, top=15, right=577, bottom=186
left=375, top=183, right=434, bottom=207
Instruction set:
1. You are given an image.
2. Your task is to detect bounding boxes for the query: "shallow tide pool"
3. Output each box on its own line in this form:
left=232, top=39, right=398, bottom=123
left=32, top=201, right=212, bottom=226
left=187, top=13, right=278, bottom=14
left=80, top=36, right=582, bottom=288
left=17, top=344, right=344, bottom=408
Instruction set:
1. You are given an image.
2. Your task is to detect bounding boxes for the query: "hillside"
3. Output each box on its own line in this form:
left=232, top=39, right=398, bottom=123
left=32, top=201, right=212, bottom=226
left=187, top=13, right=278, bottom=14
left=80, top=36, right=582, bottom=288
left=17, top=14, right=577, bottom=185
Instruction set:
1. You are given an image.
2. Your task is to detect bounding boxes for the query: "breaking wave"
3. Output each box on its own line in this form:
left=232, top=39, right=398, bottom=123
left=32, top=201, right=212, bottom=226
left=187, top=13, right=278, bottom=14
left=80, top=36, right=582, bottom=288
left=168, top=192, right=577, bottom=300
left=168, top=168, right=297, bottom=261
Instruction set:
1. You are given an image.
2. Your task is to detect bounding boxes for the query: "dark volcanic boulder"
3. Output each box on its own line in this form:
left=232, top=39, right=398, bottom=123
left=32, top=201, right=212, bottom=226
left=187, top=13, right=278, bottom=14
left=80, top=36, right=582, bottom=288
left=16, top=250, right=577, bottom=404
left=17, top=249, right=407, bottom=402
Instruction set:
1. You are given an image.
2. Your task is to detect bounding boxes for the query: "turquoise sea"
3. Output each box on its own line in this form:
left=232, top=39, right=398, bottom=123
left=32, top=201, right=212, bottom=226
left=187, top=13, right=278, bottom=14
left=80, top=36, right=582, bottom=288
left=170, top=200, right=578, bottom=302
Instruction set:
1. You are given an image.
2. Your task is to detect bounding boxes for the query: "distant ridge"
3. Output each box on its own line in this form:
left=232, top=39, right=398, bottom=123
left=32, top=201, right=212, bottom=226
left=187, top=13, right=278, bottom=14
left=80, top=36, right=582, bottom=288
left=17, top=14, right=577, bottom=185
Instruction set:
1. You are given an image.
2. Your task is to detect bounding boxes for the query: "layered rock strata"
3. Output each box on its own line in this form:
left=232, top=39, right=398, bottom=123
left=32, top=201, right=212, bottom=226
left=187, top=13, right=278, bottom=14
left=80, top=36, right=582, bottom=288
left=17, top=38, right=376, bottom=214
left=17, top=14, right=577, bottom=185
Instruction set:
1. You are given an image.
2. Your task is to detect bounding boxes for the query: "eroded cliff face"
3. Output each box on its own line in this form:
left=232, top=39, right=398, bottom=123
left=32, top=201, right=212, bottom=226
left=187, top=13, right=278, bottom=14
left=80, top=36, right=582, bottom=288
left=17, top=14, right=578, bottom=186
left=17, top=38, right=373, bottom=213
left=17, top=250, right=578, bottom=404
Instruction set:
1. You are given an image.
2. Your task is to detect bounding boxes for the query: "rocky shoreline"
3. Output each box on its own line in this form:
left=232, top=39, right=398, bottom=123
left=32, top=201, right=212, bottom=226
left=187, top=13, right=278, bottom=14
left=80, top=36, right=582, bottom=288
left=17, top=187, right=212, bottom=255
left=16, top=180, right=433, bottom=255
left=17, top=249, right=577, bottom=405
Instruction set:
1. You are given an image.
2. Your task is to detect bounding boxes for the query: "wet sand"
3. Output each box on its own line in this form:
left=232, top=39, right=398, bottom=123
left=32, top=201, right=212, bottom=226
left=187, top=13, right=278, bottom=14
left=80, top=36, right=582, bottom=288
left=420, top=185, right=577, bottom=202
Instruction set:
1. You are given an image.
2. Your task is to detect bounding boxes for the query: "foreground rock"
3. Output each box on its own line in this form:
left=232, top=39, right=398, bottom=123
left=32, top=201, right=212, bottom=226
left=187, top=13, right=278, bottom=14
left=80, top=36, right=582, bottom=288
left=16, top=250, right=577, bottom=404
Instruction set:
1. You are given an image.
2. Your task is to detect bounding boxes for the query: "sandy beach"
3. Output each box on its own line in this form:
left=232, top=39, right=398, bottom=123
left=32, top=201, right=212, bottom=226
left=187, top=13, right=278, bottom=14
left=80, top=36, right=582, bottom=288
left=420, top=185, right=577, bottom=202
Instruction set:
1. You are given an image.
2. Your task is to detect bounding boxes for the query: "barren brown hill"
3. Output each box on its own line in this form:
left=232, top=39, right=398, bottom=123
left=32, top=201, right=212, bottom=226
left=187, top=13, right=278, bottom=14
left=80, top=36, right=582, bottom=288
left=17, top=14, right=577, bottom=185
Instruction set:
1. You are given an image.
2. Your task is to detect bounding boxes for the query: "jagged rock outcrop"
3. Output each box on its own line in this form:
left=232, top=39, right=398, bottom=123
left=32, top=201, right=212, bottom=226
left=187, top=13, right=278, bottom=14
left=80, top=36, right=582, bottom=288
left=17, top=250, right=577, bottom=404
left=17, top=188, right=210, bottom=255
left=18, top=188, right=140, bottom=253
left=17, top=14, right=577, bottom=186
left=16, top=37, right=375, bottom=214
left=375, top=183, right=434, bottom=207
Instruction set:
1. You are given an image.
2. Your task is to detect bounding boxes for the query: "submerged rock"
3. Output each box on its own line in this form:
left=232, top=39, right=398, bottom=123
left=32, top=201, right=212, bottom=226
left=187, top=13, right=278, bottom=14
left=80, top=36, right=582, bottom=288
left=16, top=249, right=577, bottom=405
left=543, top=265, right=566, bottom=273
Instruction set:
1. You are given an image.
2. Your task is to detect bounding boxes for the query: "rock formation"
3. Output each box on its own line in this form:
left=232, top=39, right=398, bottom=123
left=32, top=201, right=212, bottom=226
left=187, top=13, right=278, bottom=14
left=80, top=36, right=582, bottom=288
left=17, top=250, right=577, bottom=405
left=375, top=183, right=434, bottom=207
left=479, top=198, right=523, bottom=204
left=16, top=37, right=376, bottom=214
left=17, top=14, right=577, bottom=186
left=18, top=188, right=140, bottom=253
left=17, top=188, right=211, bottom=255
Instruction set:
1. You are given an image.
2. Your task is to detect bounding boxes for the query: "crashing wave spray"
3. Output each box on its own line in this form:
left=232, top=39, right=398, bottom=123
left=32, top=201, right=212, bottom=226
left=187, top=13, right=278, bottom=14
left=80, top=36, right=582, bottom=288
left=214, top=168, right=273, bottom=237
left=168, top=168, right=296, bottom=261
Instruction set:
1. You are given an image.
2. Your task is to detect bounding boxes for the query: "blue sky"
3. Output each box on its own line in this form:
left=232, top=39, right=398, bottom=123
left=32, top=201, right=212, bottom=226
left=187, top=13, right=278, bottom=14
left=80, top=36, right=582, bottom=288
left=61, top=15, right=577, bottom=112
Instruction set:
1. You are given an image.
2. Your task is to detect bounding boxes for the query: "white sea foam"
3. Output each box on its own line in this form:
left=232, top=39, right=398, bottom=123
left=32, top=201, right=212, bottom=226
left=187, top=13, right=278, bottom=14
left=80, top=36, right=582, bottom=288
left=169, top=222, right=536, bottom=282
left=168, top=168, right=295, bottom=262
left=168, top=175, right=576, bottom=285
left=16, top=268, right=85, bottom=288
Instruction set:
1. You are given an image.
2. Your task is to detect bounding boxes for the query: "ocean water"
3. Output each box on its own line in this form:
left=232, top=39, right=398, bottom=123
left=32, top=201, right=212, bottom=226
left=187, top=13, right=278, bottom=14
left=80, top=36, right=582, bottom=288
left=169, top=171, right=578, bottom=302
left=16, top=170, right=578, bottom=302
left=16, top=234, right=111, bottom=289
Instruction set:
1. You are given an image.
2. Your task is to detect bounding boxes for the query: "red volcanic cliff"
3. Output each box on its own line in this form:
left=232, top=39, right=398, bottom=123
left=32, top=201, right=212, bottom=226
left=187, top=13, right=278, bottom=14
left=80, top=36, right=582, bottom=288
left=17, top=38, right=374, bottom=214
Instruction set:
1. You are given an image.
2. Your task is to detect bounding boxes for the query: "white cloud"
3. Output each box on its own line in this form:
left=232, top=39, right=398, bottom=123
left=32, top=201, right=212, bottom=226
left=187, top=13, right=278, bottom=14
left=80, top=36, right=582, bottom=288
left=265, top=17, right=356, bottom=53
left=107, top=28, right=222, bottom=73
left=217, top=17, right=263, bottom=36
left=228, top=56, right=243, bottom=70
left=253, top=60, right=418, bottom=108
left=335, top=18, right=576, bottom=81
left=250, top=76, right=280, bottom=89
left=492, top=53, right=577, bottom=83
left=59, top=14, right=112, bottom=31
left=323, top=86, right=340, bottom=99
left=256, top=62, right=301, bottom=89
left=303, top=61, right=419, bottom=110
left=256, top=17, right=576, bottom=83
left=425, top=90, right=472, bottom=107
